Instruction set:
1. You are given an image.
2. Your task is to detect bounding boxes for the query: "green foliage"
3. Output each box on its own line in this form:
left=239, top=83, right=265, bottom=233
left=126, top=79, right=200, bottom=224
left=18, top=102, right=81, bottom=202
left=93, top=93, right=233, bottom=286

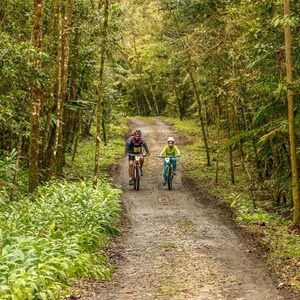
left=0, top=180, right=121, bottom=299
left=0, top=149, right=28, bottom=201
left=65, top=117, right=128, bottom=179
left=0, top=149, right=17, bottom=181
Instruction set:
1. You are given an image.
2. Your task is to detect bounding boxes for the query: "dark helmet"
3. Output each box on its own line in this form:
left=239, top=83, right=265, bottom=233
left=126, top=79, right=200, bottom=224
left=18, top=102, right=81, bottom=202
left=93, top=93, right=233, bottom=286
left=134, top=129, right=141, bottom=135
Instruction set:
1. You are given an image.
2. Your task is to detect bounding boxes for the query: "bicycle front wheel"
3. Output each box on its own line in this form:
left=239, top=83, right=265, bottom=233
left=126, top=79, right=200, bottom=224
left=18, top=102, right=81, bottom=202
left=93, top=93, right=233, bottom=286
left=167, top=165, right=172, bottom=190
left=135, top=166, right=140, bottom=191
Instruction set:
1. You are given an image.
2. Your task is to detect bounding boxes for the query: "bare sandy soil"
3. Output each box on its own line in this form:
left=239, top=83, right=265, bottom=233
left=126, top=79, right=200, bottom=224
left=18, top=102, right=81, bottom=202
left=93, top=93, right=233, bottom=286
left=80, top=118, right=297, bottom=300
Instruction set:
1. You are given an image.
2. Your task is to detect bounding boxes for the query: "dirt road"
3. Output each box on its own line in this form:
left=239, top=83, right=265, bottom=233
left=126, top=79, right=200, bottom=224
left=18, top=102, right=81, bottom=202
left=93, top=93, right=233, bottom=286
left=82, top=118, right=295, bottom=300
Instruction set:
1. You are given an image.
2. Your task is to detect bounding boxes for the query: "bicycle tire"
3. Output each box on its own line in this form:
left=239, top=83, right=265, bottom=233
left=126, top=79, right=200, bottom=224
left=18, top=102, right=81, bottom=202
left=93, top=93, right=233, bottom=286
left=133, top=165, right=136, bottom=190
left=167, top=165, right=172, bottom=190
left=135, top=166, right=140, bottom=191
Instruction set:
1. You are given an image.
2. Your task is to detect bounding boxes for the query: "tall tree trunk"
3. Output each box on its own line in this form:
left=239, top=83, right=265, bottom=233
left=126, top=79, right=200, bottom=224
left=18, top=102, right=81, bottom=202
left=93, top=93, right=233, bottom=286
left=93, top=0, right=109, bottom=187
left=49, top=0, right=64, bottom=178
left=227, top=103, right=235, bottom=184
left=72, top=109, right=83, bottom=161
left=63, top=28, right=80, bottom=155
left=187, top=66, right=211, bottom=166
left=29, top=0, right=43, bottom=193
left=40, top=0, right=58, bottom=171
left=139, top=76, right=152, bottom=115
left=49, top=0, right=57, bottom=36
left=134, top=84, right=142, bottom=115
left=173, top=81, right=183, bottom=121
left=284, top=0, right=300, bottom=227
left=40, top=84, right=55, bottom=170
left=133, top=37, right=153, bottom=114
left=215, top=98, right=220, bottom=183
left=147, top=77, right=159, bottom=115
left=10, top=116, right=26, bottom=200
left=57, top=0, right=73, bottom=168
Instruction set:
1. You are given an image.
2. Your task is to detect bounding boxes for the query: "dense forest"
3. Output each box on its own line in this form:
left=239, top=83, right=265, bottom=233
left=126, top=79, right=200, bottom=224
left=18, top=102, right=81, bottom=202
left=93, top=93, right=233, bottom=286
left=1, top=0, right=299, bottom=225
left=1, top=0, right=300, bottom=298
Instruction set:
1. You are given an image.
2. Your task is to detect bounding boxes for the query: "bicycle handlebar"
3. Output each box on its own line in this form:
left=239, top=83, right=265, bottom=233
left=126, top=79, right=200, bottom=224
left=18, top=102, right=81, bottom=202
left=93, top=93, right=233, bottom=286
left=158, top=154, right=180, bottom=158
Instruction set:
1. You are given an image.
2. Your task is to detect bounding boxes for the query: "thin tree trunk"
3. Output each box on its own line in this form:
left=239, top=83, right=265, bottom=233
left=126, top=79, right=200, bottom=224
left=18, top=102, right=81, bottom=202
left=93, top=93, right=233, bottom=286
left=101, top=119, right=107, bottom=145
left=63, top=27, right=79, bottom=154
left=57, top=0, right=73, bottom=168
left=29, top=0, right=43, bottom=193
left=147, top=77, right=159, bottom=115
left=49, top=0, right=63, bottom=178
left=49, top=0, right=57, bottom=36
left=187, top=66, right=211, bottom=166
left=133, top=37, right=153, bottom=114
left=173, top=81, right=183, bottom=121
left=227, top=104, right=235, bottom=184
left=72, top=109, right=83, bottom=161
left=10, top=116, right=26, bottom=201
left=284, top=0, right=300, bottom=227
left=93, top=0, right=109, bottom=187
left=215, top=99, right=220, bottom=183
left=40, top=0, right=58, bottom=170
left=40, top=77, right=55, bottom=169
left=134, top=85, right=141, bottom=115
left=139, top=76, right=152, bottom=114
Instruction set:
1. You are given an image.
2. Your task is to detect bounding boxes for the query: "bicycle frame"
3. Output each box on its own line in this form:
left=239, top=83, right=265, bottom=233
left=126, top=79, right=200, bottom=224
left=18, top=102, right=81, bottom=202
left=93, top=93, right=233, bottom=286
left=158, top=155, right=180, bottom=190
left=129, top=154, right=147, bottom=191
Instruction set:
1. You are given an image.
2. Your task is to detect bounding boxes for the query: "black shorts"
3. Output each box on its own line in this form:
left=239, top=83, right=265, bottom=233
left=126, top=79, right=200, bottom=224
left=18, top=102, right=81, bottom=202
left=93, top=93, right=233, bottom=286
left=128, top=153, right=142, bottom=161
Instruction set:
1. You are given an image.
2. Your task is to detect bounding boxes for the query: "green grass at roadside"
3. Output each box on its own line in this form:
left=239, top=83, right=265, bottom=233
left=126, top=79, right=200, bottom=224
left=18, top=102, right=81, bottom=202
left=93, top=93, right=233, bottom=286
left=162, top=117, right=300, bottom=292
left=65, top=118, right=128, bottom=180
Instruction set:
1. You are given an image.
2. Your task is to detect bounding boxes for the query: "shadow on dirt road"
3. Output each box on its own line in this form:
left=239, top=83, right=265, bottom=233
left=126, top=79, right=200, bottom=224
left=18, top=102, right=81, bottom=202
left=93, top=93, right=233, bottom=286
left=81, top=118, right=296, bottom=300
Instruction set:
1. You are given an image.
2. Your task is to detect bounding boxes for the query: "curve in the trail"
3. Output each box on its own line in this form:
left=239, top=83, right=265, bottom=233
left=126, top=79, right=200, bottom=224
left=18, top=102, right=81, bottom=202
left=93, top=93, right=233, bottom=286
left=82, top=118, right=295, bottom=300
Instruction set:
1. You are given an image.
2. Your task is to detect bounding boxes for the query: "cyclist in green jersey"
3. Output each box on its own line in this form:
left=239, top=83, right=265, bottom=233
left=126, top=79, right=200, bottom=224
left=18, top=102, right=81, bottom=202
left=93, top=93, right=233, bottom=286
left=159, top=137, right=180, bottom=185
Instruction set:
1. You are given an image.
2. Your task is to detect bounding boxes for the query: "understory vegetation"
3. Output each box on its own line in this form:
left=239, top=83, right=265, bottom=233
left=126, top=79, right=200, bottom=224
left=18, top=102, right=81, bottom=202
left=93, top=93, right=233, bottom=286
left=0, top=119, right=128, bottom=299
left=0, top=180, right=121, bottom=299
left=165, top=117, right=300, bottom=292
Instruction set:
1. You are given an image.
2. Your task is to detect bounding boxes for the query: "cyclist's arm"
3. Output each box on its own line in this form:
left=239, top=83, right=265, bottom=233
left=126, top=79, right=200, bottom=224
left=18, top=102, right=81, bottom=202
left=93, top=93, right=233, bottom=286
left=125, top=137, right=131, bottom=154
left=160, top=145, right=167, bottom=156
left=142, top=138, right=150, bottom=154
left=174, top=145, right=180, bottom=155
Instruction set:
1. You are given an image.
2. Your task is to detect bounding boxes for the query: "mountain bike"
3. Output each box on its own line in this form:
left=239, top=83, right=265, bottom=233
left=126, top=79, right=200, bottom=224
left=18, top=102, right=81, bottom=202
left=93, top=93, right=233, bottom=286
left=130, top=153, right=148, bottom=191
left=158, top=155, right=180, bottom=190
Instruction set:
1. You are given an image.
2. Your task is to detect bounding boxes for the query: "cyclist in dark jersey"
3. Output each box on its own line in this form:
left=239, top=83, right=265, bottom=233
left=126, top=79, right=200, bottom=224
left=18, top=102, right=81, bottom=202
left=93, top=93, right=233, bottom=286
left=125, top=129, right=150, bottom=185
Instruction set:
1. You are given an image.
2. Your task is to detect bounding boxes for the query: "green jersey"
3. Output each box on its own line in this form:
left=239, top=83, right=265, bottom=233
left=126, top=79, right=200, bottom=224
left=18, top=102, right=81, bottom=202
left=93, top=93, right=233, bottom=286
left=160, top=144, right=180, bottom=156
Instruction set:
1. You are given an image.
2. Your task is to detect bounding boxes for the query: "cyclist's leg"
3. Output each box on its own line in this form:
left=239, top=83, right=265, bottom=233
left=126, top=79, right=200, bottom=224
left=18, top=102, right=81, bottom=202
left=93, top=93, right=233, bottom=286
left=129, top=156, right=134, bottom=184
left=163, top=160, right=168, bottom=184
left=139, top=156, right=144, bottom=168
left=171, top=157, right=177, bottom=173
left=139, top=156, right=144, bottom=176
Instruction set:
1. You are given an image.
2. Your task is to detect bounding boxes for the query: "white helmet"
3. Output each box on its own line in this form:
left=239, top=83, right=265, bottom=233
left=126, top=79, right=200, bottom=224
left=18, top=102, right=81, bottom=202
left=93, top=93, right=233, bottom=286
left=167, top=137, right=175, bottom=142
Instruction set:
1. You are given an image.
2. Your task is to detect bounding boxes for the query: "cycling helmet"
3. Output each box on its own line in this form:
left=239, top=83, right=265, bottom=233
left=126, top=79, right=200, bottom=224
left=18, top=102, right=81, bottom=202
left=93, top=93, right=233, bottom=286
left=167, top=137, right=175, bottom=142
left=134, top=129, right=141, bottom=135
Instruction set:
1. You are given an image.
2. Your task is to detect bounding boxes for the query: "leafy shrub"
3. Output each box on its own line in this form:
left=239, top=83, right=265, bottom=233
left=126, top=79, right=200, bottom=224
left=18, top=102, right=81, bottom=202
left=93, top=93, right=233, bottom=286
left=0, top=149, right=28, bottom=202
left=0, top=180, right=121, bottom=299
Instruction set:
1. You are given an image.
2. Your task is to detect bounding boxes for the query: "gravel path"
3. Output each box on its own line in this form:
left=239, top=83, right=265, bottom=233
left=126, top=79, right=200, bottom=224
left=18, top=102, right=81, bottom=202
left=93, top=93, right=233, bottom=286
left=81, top=118, right=296, bottom=300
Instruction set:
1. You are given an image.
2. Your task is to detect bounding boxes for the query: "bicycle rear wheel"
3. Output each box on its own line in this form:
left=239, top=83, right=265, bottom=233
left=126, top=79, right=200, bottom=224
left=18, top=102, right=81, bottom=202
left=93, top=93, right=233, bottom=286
left=167, top=165, right=173, bottom=190
left=135, top=166, right=140, bottom=191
